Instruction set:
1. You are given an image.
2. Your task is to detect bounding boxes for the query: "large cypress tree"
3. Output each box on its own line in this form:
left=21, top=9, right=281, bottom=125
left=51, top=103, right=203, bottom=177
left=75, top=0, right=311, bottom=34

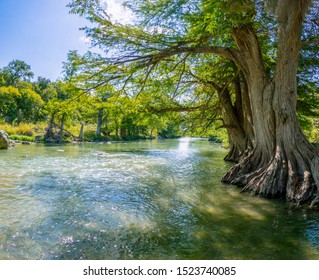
left=68, top=0, right=319, bottom=207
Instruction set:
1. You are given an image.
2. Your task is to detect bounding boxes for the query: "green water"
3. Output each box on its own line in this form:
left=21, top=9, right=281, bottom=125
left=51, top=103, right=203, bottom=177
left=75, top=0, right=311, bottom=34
left=0, top=138, right=319, bottom=260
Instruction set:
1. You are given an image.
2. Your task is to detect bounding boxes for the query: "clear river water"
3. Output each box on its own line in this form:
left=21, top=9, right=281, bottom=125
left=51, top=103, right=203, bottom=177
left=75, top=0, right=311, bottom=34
left=1, top=138, right=319, bottom=260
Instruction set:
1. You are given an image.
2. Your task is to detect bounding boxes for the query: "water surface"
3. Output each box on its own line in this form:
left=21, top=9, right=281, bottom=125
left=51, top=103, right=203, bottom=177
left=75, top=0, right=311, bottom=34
left=0, top=138, right=319, bottom=259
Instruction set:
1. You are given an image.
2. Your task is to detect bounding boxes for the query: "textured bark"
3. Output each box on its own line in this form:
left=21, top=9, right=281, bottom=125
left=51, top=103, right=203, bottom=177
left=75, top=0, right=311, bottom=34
left=222, top=0, right=319, bottom=207
left=234, top=79, right=254, bottom=153
left=223, top=77, right=254, bottom=162
left=219, top=82, right=253, bottom=162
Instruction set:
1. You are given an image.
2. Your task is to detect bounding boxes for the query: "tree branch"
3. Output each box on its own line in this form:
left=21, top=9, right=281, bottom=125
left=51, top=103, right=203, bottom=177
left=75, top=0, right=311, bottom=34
left=301, top=38, right=319, bottom=46
left=111, top=45, right=234, bottom=66
left=148, top=104, right=204, bottom=113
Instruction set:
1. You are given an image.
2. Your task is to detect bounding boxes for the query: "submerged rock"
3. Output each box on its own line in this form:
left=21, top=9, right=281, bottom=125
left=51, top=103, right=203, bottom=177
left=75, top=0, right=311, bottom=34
left=208, top=136, right=222, bottom=143
left=0, top=130, right=15, bottom=149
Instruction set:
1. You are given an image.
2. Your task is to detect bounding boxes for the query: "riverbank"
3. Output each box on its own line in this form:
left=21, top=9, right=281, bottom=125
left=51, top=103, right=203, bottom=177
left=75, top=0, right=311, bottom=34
left=0, top=122, right=189, bottom=145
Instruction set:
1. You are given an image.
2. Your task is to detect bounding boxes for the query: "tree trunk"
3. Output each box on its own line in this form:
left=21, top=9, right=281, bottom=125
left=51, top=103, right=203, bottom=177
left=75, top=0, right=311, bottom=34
left=79, top=122, right=84, bottom=141
left=45, top=114, right=55, bottom=141
left=96, top=108, right=103, bottom=138
left=58, top=113, right=66, bottom=143
left=221, top=78, right=254, bottom=162
left=219, top=87, right=247, bottom=162
left=120, top=127, right=126, bottom=138
left=222, top=0, right=319, bottom=207
left=115, top=120, right=119, bottom=138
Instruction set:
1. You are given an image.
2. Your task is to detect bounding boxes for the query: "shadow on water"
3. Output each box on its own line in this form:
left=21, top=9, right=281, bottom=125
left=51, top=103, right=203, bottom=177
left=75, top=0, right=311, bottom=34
left=53, top=189, right=319, bottom=259
left=1, top=139, right=319, bottom=259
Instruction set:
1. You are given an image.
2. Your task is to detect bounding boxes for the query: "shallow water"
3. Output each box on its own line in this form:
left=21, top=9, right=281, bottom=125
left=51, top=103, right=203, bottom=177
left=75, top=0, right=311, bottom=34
left=0, top=138, right=319, bottom=259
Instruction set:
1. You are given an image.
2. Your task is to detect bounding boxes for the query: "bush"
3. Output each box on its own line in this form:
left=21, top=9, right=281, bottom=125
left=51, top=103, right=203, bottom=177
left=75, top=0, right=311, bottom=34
left=0, top=122, right=47, bottom=137
left=83, top=130, right=102, bottom=141
left=9, top=135, right=35, bottom=142
left=11, top=123, right=34, bottom=136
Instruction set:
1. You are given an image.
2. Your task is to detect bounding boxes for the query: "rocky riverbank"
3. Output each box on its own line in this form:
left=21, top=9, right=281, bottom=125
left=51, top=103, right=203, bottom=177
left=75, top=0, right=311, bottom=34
left=0, top=130, right=15, bottom=149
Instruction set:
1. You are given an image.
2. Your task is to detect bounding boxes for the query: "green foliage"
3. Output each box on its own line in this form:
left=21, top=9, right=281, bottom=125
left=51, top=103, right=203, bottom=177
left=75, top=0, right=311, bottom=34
left=0, top=84, right=44, bottom=124
left=1, top=1, right=318, bottom=145
left=9, top=135, right=35, bottom=142
left=83, top=130, right=101, bottom=141
left=18, top=85, right=45, bottom=122
left=0, top=56, right=185, bottom=141
left=1, top=60, right=34, bottom=86
left=0, top=86, right=21, bottom=123
left=0, top=122, right=47, bottom=137
left=65, top=0, right=319, bottom=145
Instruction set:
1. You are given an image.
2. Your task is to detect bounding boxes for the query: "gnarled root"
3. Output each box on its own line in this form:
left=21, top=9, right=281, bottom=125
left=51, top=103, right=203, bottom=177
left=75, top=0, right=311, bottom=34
left=222, top=144, right=319, bottom=207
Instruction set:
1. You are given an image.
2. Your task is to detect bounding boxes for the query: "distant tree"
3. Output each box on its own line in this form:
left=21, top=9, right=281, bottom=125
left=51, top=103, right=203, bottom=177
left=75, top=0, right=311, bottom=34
left=33, top=77, right=59, bottom=102
left=0, top=83, right=43, bottom=123
left=0, top=86, right=21, bottom=123
left=63, top=50, right=81, bottom=81
left=34, top=76, right=51, bottom=92
left=17, top=82, right=44, bottom=122
left=44, top=82, right=85, bottom=142
left=1, top=60, right=34, bottom=86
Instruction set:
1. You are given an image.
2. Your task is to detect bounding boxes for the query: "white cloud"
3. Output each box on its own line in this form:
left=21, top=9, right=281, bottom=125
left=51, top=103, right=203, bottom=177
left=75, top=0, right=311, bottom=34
left=102, top=0, right=134, bottom=24
left=80, top=36, right=91, bottom=44
left=78, top=1, right=134, bottom=49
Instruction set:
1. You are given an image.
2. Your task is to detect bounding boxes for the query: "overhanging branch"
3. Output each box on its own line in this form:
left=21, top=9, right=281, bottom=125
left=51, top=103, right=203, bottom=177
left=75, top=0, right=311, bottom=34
left=111, top=45, right=235, bottom=66
left=148, top=104, right=204, bottom=113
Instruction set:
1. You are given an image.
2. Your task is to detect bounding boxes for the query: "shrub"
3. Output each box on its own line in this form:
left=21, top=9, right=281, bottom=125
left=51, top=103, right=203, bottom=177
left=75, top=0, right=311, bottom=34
left=9, top=135, right=35, bottom=142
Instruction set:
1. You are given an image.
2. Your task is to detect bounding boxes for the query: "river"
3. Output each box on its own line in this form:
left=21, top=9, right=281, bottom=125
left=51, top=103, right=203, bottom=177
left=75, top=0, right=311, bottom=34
left=0, top=138, right=319, bottom=259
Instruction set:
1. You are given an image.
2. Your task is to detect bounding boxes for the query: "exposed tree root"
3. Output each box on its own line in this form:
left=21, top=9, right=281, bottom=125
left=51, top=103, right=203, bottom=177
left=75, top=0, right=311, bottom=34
left=222, top=143, right=319, bottom=208
left=224, top=143, right=243, bottom=163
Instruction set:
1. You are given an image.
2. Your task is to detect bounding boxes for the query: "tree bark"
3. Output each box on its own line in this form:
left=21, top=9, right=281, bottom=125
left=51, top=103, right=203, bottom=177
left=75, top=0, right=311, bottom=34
left=221, top=78, right=254, bottom=162
left=222, top=0, right=319, bottom=207
left=58, top=113, right=66, bottom=144
left=96, top=108, right=103, bottom=138
left=115, top=120, right=119, bottom=138
left=79, top=122, right=84, bottom=141
left=45, top=114, right=55, bottom=141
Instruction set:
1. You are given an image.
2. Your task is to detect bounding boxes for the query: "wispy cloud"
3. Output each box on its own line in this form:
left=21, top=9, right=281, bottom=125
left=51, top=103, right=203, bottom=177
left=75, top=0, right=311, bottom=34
left=102, top=0, right=134, bottom=24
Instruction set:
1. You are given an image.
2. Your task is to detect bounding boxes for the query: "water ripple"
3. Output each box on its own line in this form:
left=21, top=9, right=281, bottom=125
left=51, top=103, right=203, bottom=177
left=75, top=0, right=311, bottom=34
left=1, top=139, right=319, bottom=259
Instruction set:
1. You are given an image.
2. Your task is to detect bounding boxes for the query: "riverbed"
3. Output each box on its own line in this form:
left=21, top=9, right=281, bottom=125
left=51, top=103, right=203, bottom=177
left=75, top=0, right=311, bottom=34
left=0, top=138, right=319, bottom=259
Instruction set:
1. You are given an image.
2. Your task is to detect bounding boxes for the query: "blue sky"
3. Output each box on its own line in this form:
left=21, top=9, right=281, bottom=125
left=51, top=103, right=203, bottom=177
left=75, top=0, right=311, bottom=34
left=0, top=0, right=91, bottom=80
left=0, top=0, right=132, bottom=81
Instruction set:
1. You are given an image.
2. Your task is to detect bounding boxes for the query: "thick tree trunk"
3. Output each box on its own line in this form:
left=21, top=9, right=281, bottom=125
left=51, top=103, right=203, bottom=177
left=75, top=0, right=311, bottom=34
left=219, top=87, right=248, bottom=162
left=222, top=78, right=254, bottom=162
left=222, top=0, right=319, bottom=207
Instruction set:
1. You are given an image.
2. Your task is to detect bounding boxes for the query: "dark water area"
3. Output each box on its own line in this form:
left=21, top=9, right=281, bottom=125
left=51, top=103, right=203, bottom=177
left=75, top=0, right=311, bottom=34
left=0, top=138, right=319, bottom=260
